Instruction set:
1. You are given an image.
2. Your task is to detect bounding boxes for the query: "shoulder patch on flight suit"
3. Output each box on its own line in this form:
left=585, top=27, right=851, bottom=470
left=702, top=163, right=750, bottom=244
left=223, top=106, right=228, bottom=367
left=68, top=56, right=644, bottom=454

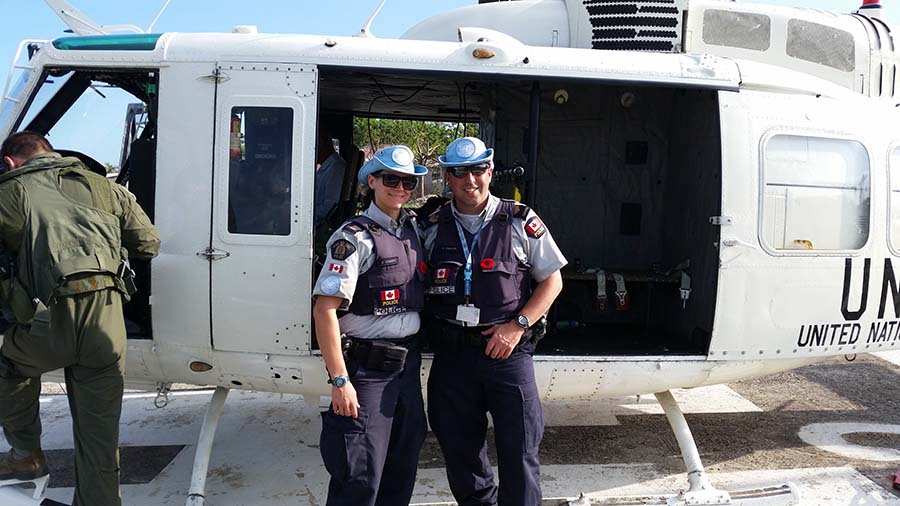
left=342, top=222, right=364, bottom=234
left=331, top=239, right=357, bottom=260
left=513, top=204, right=531, bottom=219
left=524, top=216, right=546, bottom=239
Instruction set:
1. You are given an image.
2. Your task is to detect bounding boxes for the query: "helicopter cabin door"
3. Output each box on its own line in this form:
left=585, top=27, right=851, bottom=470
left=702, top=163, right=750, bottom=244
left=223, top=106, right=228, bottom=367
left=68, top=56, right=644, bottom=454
left=209, top=63, right=317, bottom=355
left=710, top=88, right=889, bottom=361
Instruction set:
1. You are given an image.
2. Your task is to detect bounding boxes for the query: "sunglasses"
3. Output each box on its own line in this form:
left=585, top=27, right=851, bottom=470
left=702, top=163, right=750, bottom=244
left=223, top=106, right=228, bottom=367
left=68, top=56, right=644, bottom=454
left=376, top=172, right=419, bottom=190
left=446, top=163, right=490, bottom=178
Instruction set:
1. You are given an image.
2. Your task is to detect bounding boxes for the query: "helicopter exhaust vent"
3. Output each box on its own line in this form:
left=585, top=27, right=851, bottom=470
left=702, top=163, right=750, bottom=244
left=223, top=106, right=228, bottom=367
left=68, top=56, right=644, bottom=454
left=583, top=0, right=687, bottom=52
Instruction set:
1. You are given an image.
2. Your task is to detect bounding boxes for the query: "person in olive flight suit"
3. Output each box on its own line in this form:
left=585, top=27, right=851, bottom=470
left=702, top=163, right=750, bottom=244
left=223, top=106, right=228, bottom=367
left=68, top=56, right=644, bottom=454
left=313, top=145, right=428, bottom=506
left=0, top=132, right=160, bottom=506
left=422, top=137, right=566, bottom=506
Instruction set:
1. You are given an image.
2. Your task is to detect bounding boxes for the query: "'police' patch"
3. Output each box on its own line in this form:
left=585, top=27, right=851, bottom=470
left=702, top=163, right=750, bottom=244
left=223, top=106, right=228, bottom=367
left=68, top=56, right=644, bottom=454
left=343, top=222, right=364, bottom=234
left=331, top=239, right=357, bottom=260
left=319, top=275, right=341, bottom=295
left=524, top=216, right=546, bottom=239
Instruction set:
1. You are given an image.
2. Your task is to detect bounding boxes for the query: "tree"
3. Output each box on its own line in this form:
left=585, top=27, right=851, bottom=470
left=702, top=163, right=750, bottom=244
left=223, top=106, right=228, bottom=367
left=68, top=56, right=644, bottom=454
left=353, top=118, right=479, bottom=173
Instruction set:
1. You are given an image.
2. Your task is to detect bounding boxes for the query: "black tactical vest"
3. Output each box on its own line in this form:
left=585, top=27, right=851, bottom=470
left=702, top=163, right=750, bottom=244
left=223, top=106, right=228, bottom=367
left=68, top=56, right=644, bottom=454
left=427, top=200, right=531, bottom=325
left=346, top=213, right=426, bottom=316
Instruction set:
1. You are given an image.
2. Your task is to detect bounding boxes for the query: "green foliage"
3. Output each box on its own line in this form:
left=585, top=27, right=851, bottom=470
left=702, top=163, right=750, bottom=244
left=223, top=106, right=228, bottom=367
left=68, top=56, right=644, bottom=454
left=353, top=118, right=478, bottom=172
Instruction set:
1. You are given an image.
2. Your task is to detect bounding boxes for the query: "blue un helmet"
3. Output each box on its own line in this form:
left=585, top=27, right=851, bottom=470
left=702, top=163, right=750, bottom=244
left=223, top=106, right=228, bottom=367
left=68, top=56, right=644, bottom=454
left=358, top=145, right=428, bottom=185
left=438, top=137, right=494, bottom=168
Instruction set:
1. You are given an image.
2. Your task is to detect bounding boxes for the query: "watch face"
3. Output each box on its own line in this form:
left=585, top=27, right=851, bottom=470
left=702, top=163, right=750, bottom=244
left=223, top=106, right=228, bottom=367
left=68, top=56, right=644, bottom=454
left=332, top=376, right=348, bottom=387
left=517, top=315, right=529, bottom=328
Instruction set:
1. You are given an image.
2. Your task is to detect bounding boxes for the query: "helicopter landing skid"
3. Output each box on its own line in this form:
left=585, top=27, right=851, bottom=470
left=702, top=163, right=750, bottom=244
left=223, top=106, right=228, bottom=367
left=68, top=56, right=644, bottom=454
left=184, top=386, right=230, bottom=506
left=413, top=389, right=800, bottom=506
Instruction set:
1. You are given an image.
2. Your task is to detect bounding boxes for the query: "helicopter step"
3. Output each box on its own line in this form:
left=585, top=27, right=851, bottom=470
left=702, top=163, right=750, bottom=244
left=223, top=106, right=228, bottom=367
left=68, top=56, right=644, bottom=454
left=0, top=474, right=69, bottom=505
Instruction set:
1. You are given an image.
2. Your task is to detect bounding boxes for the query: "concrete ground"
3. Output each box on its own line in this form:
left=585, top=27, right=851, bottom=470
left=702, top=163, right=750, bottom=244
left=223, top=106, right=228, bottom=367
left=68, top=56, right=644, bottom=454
left=1, top=351, right=898, bottom=505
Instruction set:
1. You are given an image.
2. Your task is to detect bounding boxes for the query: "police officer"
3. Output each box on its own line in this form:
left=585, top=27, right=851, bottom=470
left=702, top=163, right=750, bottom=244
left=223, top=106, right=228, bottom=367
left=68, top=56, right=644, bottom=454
left=422, top=137, right=566, bottom=506
left=312, top=145, right=428, bottom=506
left=0, top=131, right=160, bottom=505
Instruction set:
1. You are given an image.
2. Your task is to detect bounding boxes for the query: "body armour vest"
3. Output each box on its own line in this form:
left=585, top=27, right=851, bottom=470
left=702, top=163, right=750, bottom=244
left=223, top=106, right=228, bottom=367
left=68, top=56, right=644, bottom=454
left=427, top=200, right=531, bottom=325
left=346, top=214, right=426, bottom=317
left=0, top=156, right=125, bottom=320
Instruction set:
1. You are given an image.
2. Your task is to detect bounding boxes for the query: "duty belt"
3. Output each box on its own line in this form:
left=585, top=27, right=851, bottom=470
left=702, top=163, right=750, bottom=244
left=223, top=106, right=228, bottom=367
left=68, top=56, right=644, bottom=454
left=431, top=319, right=543, bottom=353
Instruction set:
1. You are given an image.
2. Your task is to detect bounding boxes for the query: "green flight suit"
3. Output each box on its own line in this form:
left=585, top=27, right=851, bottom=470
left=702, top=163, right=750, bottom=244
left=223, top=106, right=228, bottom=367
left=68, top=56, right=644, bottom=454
left=0, top=152, right=160, bottom=506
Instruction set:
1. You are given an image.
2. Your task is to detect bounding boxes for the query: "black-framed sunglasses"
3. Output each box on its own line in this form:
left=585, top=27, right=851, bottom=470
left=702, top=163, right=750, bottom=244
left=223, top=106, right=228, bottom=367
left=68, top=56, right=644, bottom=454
left=376, top=172, right=419, bottom=190
left=446, top=163, right=490, bottom=178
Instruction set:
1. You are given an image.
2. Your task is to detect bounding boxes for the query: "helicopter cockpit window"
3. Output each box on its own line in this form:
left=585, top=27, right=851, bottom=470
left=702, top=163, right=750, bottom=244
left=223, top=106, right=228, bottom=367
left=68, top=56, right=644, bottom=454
left=762, top=135, right=870, bottom=252
left=227, top=106, right=293, bottom=236
left=9, top=67, right=160, bottom=338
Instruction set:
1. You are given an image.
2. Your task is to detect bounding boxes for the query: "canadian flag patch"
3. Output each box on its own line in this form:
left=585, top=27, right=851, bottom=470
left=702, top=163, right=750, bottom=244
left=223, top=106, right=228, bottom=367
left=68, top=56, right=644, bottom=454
left=381, top=289, right=399, bottom=301
left=436, top=268, right=449, bottom=280
left=524, top=216, right=546, bottom=239
left=328, top=263, right=344, bottom=273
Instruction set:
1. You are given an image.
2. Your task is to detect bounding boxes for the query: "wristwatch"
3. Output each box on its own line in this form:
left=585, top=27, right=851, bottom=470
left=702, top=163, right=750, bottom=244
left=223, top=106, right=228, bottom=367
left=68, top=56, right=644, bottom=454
left=515, top=314, right=530, bottom=330
left=328, top=375, right=349, bottom=388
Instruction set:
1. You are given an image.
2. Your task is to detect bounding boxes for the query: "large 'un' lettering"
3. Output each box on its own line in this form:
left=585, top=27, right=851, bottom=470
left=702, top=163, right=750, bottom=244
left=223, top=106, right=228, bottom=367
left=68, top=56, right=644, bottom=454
left=841, top=258, right=870, bottom=321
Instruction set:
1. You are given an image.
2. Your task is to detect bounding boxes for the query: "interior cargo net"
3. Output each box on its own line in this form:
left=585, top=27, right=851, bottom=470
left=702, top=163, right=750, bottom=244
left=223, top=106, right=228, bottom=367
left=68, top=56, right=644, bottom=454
left=583, top=0, right=684, bottom=52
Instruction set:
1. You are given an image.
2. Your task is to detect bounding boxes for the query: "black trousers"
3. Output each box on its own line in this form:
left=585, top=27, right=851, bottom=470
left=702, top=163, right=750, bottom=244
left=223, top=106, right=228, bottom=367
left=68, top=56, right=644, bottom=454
left=428, top=343, right=543, bottom=506
left=320, top=350, right=426, bottom=506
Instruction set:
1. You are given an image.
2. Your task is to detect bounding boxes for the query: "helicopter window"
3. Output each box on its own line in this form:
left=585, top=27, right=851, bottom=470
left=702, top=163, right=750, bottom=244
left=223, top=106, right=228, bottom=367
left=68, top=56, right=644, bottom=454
left=762, top=135, right=870, bottom=251
left=226, top=106, right=293, bottom=236
left=786, top=20, right=855, bottom=73
left=702, top=9, right=771, bottom=52
left=9, top=67, right=160, bottom=339
left=889, top=147, right=900, bottom=254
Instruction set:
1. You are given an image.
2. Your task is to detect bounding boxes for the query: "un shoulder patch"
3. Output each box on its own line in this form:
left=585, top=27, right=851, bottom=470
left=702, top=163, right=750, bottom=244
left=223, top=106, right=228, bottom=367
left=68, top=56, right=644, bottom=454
left=331, top=239, right=357, bottom=260
left=513, top=204, right=531, bottom=219
left=342, top=222, right=364, bottom=234
left=524, top=216, right=546, bottom=239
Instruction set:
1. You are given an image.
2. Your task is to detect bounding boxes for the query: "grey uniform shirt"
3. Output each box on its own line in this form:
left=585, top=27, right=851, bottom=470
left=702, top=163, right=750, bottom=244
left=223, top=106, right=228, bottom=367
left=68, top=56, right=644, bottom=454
left=423, top=194, right=568, bottom=283
left=313, top=202, right=421, bottom=340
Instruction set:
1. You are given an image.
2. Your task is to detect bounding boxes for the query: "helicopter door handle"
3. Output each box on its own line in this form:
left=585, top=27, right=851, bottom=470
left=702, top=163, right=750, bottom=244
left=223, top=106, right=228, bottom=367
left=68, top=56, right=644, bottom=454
left=197, top=247, right=231, bottom=261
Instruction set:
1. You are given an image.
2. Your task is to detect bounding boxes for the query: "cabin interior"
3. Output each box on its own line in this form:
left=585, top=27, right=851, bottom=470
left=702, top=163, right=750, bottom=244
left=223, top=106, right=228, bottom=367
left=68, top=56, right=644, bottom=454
left=5, top=64, right=721, bottom=357
left=316, top=68, right=722, bottom=356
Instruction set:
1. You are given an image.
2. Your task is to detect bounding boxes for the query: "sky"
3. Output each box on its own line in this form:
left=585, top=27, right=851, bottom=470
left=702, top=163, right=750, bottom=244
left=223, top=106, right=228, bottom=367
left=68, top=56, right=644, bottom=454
left=0, top=0, right=896, bottom=164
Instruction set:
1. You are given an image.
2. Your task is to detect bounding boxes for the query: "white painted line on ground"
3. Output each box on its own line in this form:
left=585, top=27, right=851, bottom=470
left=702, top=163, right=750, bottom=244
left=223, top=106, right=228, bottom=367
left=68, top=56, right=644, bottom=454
left=799, top=422, right=900, bottom=462
left=874, top=350, right=900, bottom=368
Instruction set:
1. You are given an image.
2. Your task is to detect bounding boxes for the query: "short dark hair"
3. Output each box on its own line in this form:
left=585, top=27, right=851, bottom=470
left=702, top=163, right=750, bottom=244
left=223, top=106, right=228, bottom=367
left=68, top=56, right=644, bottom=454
left=0, top=131, right=53, bottom=161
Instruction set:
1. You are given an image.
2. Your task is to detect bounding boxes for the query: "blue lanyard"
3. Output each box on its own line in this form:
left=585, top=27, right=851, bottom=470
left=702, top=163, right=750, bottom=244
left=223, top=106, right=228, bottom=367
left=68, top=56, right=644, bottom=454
left=455, top=219, right=483, bottom=302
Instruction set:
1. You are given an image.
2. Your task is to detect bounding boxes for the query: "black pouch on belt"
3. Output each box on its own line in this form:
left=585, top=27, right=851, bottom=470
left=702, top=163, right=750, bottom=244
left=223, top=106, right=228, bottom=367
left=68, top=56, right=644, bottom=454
left=353, top=340, right=408, bottom=373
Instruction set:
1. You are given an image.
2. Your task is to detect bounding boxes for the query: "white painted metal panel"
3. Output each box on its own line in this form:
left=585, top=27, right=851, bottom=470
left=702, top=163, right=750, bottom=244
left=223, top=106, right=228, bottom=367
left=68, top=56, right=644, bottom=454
left=210, top=62, right=316, bottom=356
left=153, top=63, right=216, bottom=353
left=712, top=89, right=900, bottom=361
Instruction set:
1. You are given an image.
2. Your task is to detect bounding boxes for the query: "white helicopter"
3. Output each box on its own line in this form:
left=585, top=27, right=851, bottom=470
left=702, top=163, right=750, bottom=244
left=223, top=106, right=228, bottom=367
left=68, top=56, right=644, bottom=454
left=1, top=0, right=899, bottom=504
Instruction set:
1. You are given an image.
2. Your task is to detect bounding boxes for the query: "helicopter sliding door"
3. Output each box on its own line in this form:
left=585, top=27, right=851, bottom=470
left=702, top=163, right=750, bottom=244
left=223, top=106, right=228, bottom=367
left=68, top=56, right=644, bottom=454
left=711, top=89, right=890, bottom=361
left=209, top=63, right=317, bottom=355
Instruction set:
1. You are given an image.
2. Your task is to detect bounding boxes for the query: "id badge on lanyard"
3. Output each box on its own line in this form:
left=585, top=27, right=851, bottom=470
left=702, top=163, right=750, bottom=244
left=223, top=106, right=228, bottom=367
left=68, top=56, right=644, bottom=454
left=455, top=219, right=484, bottom=326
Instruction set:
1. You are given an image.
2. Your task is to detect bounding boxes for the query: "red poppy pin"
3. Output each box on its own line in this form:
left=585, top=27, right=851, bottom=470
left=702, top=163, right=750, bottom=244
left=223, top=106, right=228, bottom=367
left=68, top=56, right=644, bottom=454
left=480, top=258, right=495, bottom=270
left=418, top=261, right=428, bottom=274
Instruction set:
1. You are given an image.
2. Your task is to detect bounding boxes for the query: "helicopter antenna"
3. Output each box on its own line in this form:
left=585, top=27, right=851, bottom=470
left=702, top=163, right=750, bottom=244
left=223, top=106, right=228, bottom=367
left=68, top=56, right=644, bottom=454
left=147, top=0, right=173, bottom=32
left=44, top=0, right=144, bottom=35
left=356, top=0, right=387, bottom=38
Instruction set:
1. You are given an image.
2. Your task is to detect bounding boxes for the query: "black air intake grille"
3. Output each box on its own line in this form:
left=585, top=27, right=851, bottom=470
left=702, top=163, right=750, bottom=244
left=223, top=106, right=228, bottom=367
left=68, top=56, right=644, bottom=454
left=584, top=0, right=683, bottom=52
